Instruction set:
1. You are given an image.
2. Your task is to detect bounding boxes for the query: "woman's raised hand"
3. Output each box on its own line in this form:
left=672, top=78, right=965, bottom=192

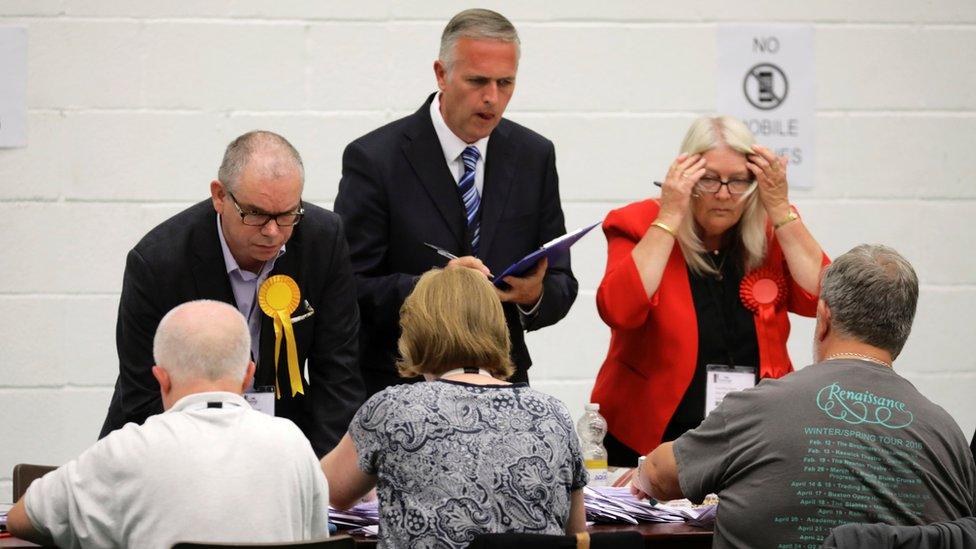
left=657, top=153, right=705, bottom=226
left=746, top=144, right=791, bottom=220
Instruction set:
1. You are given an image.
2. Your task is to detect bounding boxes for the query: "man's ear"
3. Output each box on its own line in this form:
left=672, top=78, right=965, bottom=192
left=815, top=300, right=831, bottom=342
left=433, top=60, right=448, bottom=91
left=241, top=361, right=256, bottom=394
left=210, top=180, right=225, bottom=213
left=152, top=365, right=171, bottom=395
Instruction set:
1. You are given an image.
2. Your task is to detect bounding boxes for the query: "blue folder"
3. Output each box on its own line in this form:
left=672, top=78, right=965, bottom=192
left=494, top=221, right=600, bottom=286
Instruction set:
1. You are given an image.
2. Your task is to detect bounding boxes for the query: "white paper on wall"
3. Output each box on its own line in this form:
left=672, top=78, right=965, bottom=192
left=717, top=25, right=815, bottom=188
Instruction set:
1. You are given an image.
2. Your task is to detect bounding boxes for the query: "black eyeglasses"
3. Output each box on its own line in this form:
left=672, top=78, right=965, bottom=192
left=695, top=177, right=755, bottom=195
left=227, top=191, right=304, bottom=227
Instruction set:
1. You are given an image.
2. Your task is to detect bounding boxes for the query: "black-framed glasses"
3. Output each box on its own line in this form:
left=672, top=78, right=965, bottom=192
left=695, top=177, right=755, bottom=195
left=227, top=191, right=304, bottom=227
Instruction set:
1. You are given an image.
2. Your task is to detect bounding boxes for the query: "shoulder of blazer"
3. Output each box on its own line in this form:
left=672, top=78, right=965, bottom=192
left=346, top=96, right=434, bottom=154
left=493, top=116, right=553, bottom=153
left=132, top=200, right=217, bottom=262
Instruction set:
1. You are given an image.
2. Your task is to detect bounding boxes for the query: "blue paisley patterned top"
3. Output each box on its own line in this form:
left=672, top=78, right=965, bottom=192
left=349, top=379, right=587, bottom=548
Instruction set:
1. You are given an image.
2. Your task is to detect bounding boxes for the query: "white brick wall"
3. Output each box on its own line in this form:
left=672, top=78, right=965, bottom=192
left=2, top=2, right=974, bottom=500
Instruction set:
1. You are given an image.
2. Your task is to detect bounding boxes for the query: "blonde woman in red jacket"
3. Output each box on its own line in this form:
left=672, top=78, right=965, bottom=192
left=591, top=116, right=829, bottom=465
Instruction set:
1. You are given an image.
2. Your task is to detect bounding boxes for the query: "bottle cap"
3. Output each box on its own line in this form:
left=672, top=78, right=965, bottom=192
left=585, top=403, right=600, bottom=411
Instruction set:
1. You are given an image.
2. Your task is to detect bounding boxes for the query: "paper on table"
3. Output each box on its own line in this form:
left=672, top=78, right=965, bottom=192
left=584, top=486, right=718, bottom=525
left=329, top=500, right=379, bottom=528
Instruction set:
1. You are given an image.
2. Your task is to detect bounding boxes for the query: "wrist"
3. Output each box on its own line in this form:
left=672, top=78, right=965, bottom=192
left=655, top=211, right=683, bottom=229
left=650, top=219, right=678, bottom=239
left=767, top=204, right=792, bottom=222
left=634, top=455, right=650, bottom=495
left=773, top=209, right=799, bottom=230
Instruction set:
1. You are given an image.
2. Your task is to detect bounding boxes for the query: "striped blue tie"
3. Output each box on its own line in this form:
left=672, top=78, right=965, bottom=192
left=459, top=146, right=481, bottom=255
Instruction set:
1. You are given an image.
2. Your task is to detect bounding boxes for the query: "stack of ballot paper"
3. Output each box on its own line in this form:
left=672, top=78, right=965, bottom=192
left=0, top=503, right=10, bottom=534
left=329, top=487, right=717, bottom=535
left=329, top=500, right=379, bottom=529
left=584, top=486, right=717, bottom=527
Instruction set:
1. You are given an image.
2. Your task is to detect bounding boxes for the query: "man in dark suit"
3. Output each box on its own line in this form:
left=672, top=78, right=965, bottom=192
left=335, top=9, right=578, bottom=394
left=100, top=131, right=363, bottom=456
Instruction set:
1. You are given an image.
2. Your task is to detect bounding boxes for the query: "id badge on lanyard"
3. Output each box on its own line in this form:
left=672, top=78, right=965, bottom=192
left=704, top=364, right=756, bottom=417
left=244, top=385, right=275, bottom=416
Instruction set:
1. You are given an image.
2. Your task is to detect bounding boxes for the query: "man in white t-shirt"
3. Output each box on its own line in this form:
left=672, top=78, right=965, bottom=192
left=7, top=300, right=330, bottom=549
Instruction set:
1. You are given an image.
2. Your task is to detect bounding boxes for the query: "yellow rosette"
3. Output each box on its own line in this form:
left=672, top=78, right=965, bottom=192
left=258, top=275, right=304, bottom=398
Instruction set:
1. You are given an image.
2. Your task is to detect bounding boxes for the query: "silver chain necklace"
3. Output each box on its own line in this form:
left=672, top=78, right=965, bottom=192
left=704, top=249, right=728, bottom=281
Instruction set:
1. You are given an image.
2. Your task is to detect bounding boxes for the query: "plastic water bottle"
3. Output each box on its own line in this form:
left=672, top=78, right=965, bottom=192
left=577, top=403, right=609, bottom=486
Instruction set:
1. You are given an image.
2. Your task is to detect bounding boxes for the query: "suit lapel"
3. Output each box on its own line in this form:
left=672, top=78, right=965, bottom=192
left=403, top=98, right=467, bottom=250
left=478, top=121, right=518, bottom=260
left=191, top=209, right=236, bottom=306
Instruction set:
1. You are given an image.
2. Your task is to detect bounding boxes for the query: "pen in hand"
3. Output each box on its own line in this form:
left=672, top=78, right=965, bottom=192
left=653, top=180, right=700, bottom=198
left=423, top=242, right=459, bottom=261
left=423, top=242, right=495, bottom=281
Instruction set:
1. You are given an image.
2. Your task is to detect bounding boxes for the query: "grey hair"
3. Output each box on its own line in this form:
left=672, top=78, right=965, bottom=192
left=820, top=244, right=919, bottom=359
left=439, top=9, right=521, bottom=71
left=217, top=130, right=305, bottom=192
left=676, top=116, right=765, bottom=277
left=153, top=300, right=251, bottom=383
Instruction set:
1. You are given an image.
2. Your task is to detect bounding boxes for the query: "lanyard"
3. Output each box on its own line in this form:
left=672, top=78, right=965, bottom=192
left=440, top=368, right=493, bottom=379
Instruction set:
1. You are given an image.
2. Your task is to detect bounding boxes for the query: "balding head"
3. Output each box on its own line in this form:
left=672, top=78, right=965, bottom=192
left=217, top=130, right=305, bottom=193
left=153, top=300, right=251, bottom=385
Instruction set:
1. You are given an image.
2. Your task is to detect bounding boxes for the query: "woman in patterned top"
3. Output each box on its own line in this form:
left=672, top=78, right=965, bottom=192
left=322, top=267, right=587, bottom=548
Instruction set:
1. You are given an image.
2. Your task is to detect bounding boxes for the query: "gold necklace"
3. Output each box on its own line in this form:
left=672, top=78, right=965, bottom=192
left=704, top=249, right=728, bottom=281
left=825, top=352, right=892, bottom=368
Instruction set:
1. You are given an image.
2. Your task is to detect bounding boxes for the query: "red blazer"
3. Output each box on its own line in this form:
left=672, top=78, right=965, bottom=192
left=590, top=199, right=828, bottom=455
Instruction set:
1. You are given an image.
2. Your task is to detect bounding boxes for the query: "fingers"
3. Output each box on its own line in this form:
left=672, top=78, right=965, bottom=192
left=748, top=151, right=772, bottom=171
left=667, top=153, right=701, bottom=179
left=665, top=155, right=705, bottom=195
left=684, top=166, right=706, bottom=183
left=494, top=285, right=514, bottom=302
left=524, top=257, right=548, bottom=278
left=446, top=256, right=492, bottom=278
left=750, top=145, right=789, bottom=176
left=499, top=262, right=545, bottom=305
left=678, top=154, right=705, bottom=176
left=750, top=144, right=777, bottom=163
left=745, top=161, right=762, bottom=178
left=629, top=482, right=650, bottom=500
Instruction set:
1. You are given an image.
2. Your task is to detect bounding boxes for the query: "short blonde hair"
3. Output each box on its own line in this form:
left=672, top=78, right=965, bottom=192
left=677, top=116, right=767, bottom=276
left=397, top=267, right=514, bottom=379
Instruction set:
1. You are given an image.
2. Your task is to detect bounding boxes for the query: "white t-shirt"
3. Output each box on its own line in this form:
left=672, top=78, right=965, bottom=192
left=24, top=391, right=329, bottom=549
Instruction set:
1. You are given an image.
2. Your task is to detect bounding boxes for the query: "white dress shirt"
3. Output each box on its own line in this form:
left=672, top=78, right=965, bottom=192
left=428, top=92, right=542, bottom=317
left=429, top=93, right=490, bottom=194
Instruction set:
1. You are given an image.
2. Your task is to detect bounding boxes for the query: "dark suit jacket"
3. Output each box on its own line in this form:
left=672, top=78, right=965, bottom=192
left=99, top=200, right=364, bottom=456
left=335, top=93, right=578, bottom=395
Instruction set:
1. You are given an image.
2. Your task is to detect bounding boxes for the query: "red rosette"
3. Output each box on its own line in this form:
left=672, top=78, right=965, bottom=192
left=739, top=268, right=787, bottom=312
left=739, top=268, right=790, bottom=379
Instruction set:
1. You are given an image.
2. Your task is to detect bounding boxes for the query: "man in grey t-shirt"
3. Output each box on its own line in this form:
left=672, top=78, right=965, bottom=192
left=632, top=245, right=976, bottom=549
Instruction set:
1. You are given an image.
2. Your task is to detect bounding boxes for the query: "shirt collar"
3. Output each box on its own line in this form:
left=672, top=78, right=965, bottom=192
left=216, top=213, right=286, bottom=276
left=168, top=391, right=249, bottom=413
left=429, top=92, right=490, bottom=167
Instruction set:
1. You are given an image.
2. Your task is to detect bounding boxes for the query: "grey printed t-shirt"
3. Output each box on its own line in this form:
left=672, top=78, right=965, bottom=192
left=349, top=379, right=588, bottom=549
left=674, top=359, right=976, bottom=549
